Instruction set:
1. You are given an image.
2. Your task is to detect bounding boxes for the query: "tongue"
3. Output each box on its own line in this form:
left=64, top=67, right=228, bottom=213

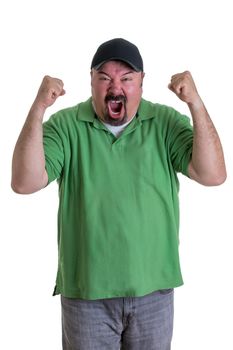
left=110, top=101, right=122, bottom=113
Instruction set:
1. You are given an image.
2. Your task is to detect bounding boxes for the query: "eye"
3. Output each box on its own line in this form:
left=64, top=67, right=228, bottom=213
left=122, top=76, right=133, bottom=82
left=99, top=76, right=111, bottom=81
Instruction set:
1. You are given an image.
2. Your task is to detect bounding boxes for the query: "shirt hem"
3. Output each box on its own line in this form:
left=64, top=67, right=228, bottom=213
left=53, top=281, right=184, bottom=300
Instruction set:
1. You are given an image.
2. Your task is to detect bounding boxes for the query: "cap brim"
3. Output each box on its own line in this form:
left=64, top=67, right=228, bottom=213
left=93, top=58, right=141, bottom=72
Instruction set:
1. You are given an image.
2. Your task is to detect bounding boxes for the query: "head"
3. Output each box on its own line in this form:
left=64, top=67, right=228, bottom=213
left=90, top=38, right=145, bottom=126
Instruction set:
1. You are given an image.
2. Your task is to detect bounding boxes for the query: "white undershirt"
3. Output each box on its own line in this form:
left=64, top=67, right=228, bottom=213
left=102, top=116, right=135, bottom=137
left=92, top=100, right=135, bottom=137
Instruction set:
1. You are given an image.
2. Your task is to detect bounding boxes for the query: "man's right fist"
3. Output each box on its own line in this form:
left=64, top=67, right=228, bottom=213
left=34, top=75, right=65, bottom=109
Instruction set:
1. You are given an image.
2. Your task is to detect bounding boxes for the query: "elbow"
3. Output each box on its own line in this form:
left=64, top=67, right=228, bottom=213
left=11, top=184, right=24, bottom=194
left=196, top=171, right=227, bottom=187
left=11, top=170, right=48, bottom=194
left=11, top=180, right=33, bottom=194
left=11, top=178, right=44, bottom=194
left=208, top=172, right=227, bottom=186
left=205, top=166, right=227, bottom=186
left=188, top=162, right=227, bottom=187
left=11, top=177, right=23, bottom=194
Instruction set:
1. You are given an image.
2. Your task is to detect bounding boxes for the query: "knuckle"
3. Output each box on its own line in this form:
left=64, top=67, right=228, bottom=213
left=184, top=70, right=191, bottom=77
left=44, top=75, right=51, bottom=82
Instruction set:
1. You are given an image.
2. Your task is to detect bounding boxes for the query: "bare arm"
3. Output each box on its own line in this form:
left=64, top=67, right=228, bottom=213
left=168, top=71, right=227, bottom=186
left=11, top=76, right=65, bottom=194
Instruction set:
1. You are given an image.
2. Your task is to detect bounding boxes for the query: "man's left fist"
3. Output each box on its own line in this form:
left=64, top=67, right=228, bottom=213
left=168, top=71, right=201, bottom=106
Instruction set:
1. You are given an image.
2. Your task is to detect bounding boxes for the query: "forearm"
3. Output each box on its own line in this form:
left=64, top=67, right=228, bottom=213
left=11, top=102, right=48, bottom=194
left=188, top=99, right=227, bottom=186
left=12, top=76, right=65, bottom=194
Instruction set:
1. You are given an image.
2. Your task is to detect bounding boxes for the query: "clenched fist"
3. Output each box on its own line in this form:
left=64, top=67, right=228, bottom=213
left=168, top=71, right=202, bottom=108
left=34, top=75, right=65, bottom=110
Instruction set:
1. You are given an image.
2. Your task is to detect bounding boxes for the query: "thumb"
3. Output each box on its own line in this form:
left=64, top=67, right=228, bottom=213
left=60, top=89, right=66, bottom=96
left=52, top=88, right=66, bottom=100
left=168, top=82, right=177, bottom=94
left=168, top=82, right=183, bottom=97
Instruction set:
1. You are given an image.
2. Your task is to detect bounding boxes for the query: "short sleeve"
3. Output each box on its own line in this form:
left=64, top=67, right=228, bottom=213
left=43, top=114, right=64, bottom=184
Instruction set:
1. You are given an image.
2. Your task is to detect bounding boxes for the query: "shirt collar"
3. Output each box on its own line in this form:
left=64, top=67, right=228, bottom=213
left=137, top=99, right=157, bottom=121
left=76, top=98, right=96, bottom=122
left=76, top=97, right=156, bottom=123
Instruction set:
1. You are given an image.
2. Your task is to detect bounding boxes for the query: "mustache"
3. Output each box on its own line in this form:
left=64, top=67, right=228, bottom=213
left=105, top=94, right=127, bottom=103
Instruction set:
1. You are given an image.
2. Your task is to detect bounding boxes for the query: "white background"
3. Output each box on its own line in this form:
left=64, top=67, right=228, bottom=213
left=1, top=0, right=232, bottom=349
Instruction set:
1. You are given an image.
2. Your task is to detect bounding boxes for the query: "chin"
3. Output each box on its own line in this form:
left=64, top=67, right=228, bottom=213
left=103, top=114, right=128, bottom=126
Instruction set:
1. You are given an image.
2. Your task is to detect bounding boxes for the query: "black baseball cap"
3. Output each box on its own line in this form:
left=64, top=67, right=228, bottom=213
left=91, top=38, right=143, bottom=72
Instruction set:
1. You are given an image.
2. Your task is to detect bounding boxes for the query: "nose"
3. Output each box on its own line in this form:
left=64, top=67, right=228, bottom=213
left=108, top=79, right=123, bottom=95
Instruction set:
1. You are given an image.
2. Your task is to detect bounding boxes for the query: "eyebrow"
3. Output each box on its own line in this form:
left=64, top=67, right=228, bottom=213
left=97, top=71, right=110, bottom=76
left=122, top=71, right=134, bottom=76
left=97, top=70, right=134, bottom=77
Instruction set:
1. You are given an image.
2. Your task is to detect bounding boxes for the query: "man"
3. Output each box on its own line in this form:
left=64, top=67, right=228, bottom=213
left=12, top=38, right=226, bottom=350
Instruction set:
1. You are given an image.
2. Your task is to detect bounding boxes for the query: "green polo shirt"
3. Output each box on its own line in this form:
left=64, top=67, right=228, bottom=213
left=43, top=98, right=193, bottom=299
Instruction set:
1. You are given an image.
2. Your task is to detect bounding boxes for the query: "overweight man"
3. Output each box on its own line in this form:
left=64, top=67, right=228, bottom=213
left=12, top=38, right=226, bottom=350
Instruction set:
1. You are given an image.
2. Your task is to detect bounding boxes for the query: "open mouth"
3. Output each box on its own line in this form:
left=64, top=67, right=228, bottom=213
left=109, top=100, right=123, bottom=115
left=105, top=95, right=126, bottom=119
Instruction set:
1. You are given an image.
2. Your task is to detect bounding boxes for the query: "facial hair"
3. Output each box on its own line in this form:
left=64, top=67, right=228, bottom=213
left=103, top=94, right=128, bottom=126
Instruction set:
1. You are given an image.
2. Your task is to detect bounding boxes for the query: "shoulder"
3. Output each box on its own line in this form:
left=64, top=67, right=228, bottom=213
left=44, top=98, right=94, bottom=127
left=138, top=98, right=190, bottom=124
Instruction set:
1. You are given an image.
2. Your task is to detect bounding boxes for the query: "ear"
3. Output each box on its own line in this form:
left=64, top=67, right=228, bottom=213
left=141, top=72, right=145, bottom=87
left=90, top=70, right=94, bottom=86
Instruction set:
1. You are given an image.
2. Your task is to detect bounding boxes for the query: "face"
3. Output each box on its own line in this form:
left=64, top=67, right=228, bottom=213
left=91, top=61, right=144, bottom=126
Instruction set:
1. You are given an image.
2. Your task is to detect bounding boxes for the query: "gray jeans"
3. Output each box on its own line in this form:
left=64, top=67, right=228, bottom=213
left=61, top=289, right=174, bottom=350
